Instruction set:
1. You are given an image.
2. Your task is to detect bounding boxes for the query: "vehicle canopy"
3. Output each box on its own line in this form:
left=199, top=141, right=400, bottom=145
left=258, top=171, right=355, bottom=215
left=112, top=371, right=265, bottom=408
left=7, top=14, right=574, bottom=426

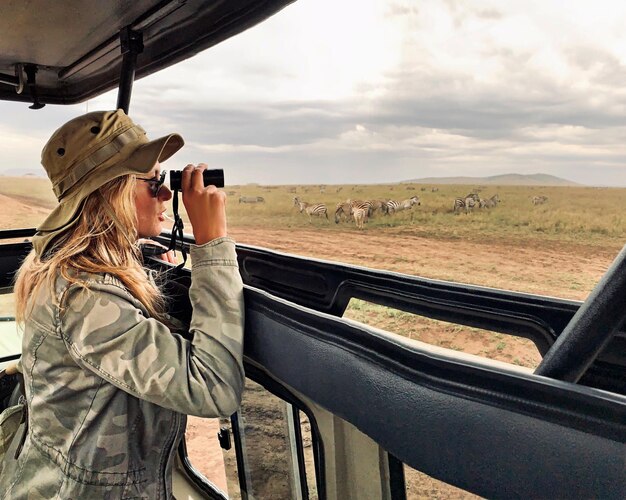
left=0, top=0, right=294, bottom=106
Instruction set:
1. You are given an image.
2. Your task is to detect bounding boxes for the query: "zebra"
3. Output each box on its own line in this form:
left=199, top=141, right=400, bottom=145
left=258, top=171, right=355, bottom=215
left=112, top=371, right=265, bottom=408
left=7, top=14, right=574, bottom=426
left=532, top=195, right=548, bottom=205
left=343, top=199, right=373, bottom=216
left=293, top=197, right=328, bottom=222
left=368, top=199, right=389, bottom=216
left=352, top=206, right=368, bottom=229
left=387, top=196, right=420, bottom=214
left=239, top=196, right=265, bottom=203
left=351, top=199, right=374, bottom=217
left=453, top=196, right=477, bottom=213
left=453, top=197, right=465, bottom=212
left=336, top=199, right=373, bottom=221
left=479, top=194, right=500, bottom=208
left=387, top=199, right=401, bottom=214
left=334, top=202, right=352, bottom=223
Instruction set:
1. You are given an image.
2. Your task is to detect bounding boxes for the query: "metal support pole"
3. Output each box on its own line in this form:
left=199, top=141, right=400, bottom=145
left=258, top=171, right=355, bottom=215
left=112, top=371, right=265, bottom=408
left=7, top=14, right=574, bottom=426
left=116, top=27, right=144, bottom=114
left=24, top=65, right=44, bottom=110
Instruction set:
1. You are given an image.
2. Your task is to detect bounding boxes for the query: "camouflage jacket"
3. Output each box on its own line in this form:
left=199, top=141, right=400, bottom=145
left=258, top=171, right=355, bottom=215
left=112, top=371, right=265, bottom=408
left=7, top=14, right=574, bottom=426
left=0, top=238, right=245, bottom=499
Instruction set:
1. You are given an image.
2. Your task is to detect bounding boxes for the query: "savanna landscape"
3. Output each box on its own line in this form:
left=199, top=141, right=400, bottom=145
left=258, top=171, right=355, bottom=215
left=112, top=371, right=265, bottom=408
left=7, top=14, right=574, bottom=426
left=0, top=175, right=623, bottom=498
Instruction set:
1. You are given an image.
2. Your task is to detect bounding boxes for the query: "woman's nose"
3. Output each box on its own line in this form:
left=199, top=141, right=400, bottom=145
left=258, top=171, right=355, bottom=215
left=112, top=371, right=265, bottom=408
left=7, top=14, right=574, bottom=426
left=158, top=184, right=173, bottom=201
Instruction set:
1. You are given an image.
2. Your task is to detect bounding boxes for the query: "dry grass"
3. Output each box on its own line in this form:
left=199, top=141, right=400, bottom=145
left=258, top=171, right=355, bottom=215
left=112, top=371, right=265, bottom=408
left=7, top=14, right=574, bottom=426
left=2, top=176, right=626, bottom=249
left=227, top=183, right=626, bottom=248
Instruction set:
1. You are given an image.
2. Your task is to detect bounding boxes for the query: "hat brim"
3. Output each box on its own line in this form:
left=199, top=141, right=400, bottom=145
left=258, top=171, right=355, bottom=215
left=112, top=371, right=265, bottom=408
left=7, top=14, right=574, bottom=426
left=32, top=132, right=184, bottom=256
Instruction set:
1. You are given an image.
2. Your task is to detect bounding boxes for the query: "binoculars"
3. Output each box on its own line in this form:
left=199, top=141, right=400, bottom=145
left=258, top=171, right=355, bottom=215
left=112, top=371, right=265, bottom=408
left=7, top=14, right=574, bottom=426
left=169, top=169, right=224, bottom=190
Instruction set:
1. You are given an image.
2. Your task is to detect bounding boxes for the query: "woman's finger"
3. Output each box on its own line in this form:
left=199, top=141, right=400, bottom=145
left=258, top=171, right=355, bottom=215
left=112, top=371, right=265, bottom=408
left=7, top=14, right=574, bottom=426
left=191, top=164, right=206, bottom=190
left=181, top=164, right=196, bottom=193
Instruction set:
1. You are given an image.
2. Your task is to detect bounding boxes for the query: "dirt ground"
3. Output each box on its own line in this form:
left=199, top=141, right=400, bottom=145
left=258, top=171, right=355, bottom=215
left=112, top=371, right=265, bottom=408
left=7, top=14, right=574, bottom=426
left=184, top=227, right=618, bottom=498
left=229, top=227, right=615, bottom=302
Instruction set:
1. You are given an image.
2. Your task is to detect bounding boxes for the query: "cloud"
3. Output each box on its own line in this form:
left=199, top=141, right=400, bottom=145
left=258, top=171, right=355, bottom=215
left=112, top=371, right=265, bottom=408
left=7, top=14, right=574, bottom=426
left=3, top=0, right=626, bottom=186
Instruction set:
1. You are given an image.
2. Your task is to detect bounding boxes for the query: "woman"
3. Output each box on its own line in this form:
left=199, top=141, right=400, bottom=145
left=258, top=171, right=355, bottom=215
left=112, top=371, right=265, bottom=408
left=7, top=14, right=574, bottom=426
left=0, top=110, right=244, bottom=499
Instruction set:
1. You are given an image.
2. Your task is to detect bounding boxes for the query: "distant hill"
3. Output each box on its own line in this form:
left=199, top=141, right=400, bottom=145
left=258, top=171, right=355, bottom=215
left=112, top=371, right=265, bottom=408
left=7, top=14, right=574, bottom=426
left=404, top=173, right=580, bottom=186
left=0, top=168, right=45, bottom=177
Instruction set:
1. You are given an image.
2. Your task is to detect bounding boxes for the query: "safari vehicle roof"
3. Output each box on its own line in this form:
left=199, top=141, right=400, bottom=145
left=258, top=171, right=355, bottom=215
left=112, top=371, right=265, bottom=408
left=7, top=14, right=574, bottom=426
left=0, top=0, right=295, bottom=105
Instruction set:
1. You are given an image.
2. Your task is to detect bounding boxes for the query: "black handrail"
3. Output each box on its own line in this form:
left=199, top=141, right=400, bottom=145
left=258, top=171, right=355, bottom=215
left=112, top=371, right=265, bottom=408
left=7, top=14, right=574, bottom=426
left=536, top=244, right=626, bottom=382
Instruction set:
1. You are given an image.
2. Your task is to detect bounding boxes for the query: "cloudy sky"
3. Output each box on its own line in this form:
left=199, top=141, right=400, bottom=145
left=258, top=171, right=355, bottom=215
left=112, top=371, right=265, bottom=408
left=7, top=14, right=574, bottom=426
left=2, top=0, right=626, bottom=186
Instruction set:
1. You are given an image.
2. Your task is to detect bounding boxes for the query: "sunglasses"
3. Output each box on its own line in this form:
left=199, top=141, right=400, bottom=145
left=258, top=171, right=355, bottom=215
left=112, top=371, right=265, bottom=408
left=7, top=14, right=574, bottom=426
left=137, top=171, right=167, bottom=197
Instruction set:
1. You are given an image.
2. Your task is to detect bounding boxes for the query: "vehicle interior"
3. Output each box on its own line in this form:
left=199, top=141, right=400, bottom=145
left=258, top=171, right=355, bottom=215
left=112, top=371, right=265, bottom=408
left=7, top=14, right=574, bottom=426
left=0, top=1, right=625, bottom=499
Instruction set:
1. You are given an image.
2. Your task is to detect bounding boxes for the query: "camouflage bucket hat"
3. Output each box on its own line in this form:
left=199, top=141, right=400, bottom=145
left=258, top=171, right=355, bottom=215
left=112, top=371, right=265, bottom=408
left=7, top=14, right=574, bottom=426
left=32, top=109, right=184, bottom=257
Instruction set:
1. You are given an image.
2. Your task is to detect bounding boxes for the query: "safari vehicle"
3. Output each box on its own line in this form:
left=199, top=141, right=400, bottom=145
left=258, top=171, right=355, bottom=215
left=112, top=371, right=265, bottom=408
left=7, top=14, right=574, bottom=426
left=0, top=1, right=625, bottom=499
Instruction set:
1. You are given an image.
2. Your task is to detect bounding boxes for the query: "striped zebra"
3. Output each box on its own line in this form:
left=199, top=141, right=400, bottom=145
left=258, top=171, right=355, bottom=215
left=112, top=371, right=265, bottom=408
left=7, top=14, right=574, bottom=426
left=352, top=199, right=374, bottom=217
left=453, top=196, right=477, bottom=213
left=334, top=202, right=351, bottom=223
left=293, top=197, right=328, bottom=222
left=453, top=197, right=465, bottom=212
left=239, top=196, right=265, bottom=203
left=387, top=196, right=420, bottom=214
left=352, top=206, right=368, bottom=229
left=336, top=199, right=372, bottom=221
left=335, top=201, right=370, bottom=228
left=345, top=199, right=373, bottom=217
left=479, top=194, right=501, bottom=208
left=369, top=199, right=389, bottom=216
left=532, top=195, right=548, bottom=205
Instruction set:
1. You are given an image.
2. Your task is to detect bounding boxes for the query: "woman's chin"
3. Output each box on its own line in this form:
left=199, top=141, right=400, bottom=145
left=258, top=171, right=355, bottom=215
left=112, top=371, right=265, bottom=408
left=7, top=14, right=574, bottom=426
left=136, top=224, right=162, bottom=239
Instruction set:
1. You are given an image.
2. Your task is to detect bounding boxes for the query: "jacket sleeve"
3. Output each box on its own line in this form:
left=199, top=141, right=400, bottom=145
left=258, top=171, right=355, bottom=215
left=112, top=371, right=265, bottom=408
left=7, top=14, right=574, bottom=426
left=59, top=237, right=245, bottom=418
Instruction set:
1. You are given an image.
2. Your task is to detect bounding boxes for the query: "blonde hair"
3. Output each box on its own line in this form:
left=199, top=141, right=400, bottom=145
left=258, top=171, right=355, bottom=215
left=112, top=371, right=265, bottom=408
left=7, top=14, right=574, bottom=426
left=14, top=175, right=165, bottom=323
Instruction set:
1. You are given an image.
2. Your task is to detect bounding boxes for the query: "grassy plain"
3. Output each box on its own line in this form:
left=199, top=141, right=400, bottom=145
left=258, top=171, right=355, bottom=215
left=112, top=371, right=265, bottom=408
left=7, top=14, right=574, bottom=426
left=3, top=176, right=626, bottom=247
left=228, top=182, right=626, bottom=247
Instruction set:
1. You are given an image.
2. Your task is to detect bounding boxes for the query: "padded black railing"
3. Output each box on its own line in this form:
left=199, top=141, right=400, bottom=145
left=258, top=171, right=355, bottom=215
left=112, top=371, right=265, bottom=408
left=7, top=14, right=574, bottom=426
left=152, top=232, right=626, bottom=394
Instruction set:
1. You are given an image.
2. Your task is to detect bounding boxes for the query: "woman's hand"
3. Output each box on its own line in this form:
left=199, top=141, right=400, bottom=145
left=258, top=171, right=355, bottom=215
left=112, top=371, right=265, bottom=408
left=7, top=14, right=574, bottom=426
left=158, top=249, right=178, bottom=264
left=181, top=164, right=227, bottom=245
left=137, top=238, right=178, bottom=263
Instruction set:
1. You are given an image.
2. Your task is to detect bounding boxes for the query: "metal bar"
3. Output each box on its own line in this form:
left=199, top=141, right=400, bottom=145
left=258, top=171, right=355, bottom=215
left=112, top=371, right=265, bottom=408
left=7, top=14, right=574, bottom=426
left=387, top=454, right=407, bottom=500
left=230, top=412, right=250, bottom=500
left=58, top=0, right=185, bottom=80
left=116, top=28, right=143, bottom=114
left=0, top=73, right=19, bottom=87
left=0, top=355, right=20, bottom=364
left=285, top=404, right=305, bottom=499
left=116, top=50, right=137, bottom=114
left=536, top=244, right=626, bottom=382
left=58, top=38, right=120, bottom=80
left=131, top=0, right=187, bottom=31
left=0, top=228, right=36, bottom=239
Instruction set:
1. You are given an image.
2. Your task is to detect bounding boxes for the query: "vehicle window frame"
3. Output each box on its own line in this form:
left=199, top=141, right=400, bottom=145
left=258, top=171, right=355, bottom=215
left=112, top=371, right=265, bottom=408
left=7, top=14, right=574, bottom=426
left=177, top=362, right=326, bottom=500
